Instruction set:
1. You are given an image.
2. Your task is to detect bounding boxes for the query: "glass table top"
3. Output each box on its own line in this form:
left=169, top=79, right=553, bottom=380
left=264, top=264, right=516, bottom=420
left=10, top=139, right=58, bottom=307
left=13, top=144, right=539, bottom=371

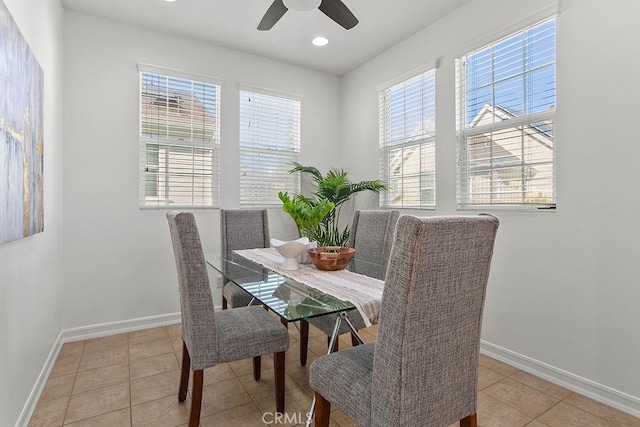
left=205, top=252, right=385, bottom=323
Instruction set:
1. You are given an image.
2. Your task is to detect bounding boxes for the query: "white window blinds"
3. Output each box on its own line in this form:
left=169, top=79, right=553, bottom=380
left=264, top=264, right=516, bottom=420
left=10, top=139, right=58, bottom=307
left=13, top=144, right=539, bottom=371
left=456, top=18, right=556, bottom=210
left=379, top=68, right=436, bottom=208
left=239, top=88, right=301, bottom=206
left=139, top=67, right=220, bottom=208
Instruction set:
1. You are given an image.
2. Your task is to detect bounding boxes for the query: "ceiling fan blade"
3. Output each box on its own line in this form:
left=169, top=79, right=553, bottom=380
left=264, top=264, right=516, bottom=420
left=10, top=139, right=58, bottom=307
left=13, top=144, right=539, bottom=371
left=258, top=0, right=288, bottom=31
left=318, top=0, right=358, bottom=30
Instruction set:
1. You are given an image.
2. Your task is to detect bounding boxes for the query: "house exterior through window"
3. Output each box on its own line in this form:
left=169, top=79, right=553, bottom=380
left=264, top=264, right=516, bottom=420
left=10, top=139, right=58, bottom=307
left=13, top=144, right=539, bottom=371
left=456, top=18, right=556, bottom=209
left=379, top=68, right=436, bottom=208
left=139, top=67, right=221, bottom=208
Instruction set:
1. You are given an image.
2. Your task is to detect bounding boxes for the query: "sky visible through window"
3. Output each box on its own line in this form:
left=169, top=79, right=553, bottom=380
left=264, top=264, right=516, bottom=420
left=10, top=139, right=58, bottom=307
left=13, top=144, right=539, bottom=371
left=386, top=72, right=436, bottom=145
left=465, top=19, right=556, bottom=124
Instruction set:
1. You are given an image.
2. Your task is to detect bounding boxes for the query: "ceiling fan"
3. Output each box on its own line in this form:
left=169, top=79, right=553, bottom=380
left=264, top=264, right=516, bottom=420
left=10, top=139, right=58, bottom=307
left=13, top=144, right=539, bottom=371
left=258, top=0, right=359, bottom=31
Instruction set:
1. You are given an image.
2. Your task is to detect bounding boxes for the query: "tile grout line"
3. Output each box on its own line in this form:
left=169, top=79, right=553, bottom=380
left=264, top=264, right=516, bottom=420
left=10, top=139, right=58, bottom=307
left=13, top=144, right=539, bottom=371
left=128, top=328, right=184, bottom=421
left=479, top=386, right=540, bottom=424
left=532, top=400, right=563, bottom=425
left=67, top=379, right=132, bottom=400
left=560, top=399, right=617, bottom=425
left=507, top=369, right=573, bottom=401
left=486, top=360, right=579, bottom=419
left=65, top=408, right=129, bottom=427
left=232, top=356, right=266, bottom=416
left=62, top=339, right=131, bottom=425
left=61, top=341, right=84, bottom=426
left=129, top=329, right=133, bottom=427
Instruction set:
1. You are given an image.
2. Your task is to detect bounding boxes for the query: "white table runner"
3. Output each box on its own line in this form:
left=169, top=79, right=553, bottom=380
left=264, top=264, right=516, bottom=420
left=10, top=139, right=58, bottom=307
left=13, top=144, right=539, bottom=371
left=233, top=248, right=384, bottom=327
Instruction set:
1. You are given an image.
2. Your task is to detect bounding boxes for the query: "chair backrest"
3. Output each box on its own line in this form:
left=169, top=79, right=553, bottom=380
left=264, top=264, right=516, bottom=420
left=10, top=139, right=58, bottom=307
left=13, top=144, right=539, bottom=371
left=220, top=209, right=270, bottom=258
left=167, top=211, right=217, bottom=370
left=371, top=214, right=499, bottom=427
left=347, top=210, right=400, bottom=265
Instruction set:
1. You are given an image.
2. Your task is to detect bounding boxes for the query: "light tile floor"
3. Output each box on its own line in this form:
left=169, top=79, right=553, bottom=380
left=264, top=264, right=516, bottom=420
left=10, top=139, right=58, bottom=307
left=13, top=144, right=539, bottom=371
left=29, top=322, right=640, bottom=427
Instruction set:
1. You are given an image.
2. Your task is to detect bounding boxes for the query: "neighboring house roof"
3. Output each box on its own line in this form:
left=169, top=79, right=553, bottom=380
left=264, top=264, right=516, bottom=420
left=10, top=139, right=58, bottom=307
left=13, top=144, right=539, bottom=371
left=141, top=84, right=217, bottom=140
left=387, top=115, right=435, bottom=174
left=470, top=104, right=553, bottom=148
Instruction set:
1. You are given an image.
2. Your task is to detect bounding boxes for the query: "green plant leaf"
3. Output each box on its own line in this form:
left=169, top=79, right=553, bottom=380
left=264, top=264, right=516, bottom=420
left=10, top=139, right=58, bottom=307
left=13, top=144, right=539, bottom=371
left=285, top=163, right=388, bottom=247
left=278, top=191, right=334, bottom=239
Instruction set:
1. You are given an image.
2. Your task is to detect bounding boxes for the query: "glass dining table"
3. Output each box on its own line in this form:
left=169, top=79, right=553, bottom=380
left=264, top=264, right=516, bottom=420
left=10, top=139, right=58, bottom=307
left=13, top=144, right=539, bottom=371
left=205, top=251, right=385, bottom=425
left=206, top=252, right=383, bottom=319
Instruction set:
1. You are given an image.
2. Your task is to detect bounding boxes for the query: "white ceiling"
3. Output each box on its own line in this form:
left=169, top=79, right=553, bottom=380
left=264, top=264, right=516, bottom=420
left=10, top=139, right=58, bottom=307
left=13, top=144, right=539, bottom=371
left=61, top=0, right=470, bottom=75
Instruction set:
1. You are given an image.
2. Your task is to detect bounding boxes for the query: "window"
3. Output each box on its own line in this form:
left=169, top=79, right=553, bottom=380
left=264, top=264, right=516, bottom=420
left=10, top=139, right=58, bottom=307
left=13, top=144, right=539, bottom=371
left=239, top=88, right=301, bottom=206
left=456, top=18, right=556, bottom=209
left=379, top=68, right=436, bottom=208
left=139, top=66, right=220, bottom=207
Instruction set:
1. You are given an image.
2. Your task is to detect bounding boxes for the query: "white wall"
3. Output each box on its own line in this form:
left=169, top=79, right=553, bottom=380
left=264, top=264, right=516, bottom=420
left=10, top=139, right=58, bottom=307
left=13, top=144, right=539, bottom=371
left=62, top=11, right=342, bottom=327
left=341, top=0, right=640, bottom=410
left=0, top=0, right=65, bottom=425
left=8, top=0, right=639, bottom=423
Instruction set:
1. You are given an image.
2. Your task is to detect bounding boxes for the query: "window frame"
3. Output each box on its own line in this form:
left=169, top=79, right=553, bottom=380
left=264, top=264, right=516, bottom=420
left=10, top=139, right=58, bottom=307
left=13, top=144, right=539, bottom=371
left=378, top=65, right=437, bottom=209
left=138, top=64, right=222, bottom=209
left=455, top=17, right=557, bottom=211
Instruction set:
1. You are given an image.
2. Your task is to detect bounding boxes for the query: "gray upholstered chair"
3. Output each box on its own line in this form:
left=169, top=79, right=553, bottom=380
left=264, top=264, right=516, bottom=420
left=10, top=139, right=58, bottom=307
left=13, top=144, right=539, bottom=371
left=349, top=209, right=401, bottom=265
left=220, top=209, right=270, bottom=309
left=167, top=211, right=289, bottom=427
left=299, top=210, right=400, bottom=364
left=309, top=214, right=499, bottom=427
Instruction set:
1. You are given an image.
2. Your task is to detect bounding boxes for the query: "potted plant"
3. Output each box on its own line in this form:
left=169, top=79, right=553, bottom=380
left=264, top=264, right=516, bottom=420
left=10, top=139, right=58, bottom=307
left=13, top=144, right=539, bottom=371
left=277, top=191, right=334, bottom=242
left=288, top=163, right=388, bottom=247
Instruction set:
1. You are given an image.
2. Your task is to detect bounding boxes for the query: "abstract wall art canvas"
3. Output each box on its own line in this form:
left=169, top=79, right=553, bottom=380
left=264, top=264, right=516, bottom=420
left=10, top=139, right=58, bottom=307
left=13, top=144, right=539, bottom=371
left=1, top=0, right=44, bottom=245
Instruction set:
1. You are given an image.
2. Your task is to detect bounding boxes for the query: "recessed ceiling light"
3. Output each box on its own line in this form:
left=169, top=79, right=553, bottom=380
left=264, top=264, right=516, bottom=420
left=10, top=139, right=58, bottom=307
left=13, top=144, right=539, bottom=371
left=312, top=36, right=329, bottom=47
left=164, top=0, right=177, bottom=2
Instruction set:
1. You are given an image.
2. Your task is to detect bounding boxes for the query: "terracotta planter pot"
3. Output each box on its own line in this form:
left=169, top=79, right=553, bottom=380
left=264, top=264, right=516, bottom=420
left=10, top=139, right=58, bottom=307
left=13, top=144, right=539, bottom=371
left=307, top=247, right=356, bottom=271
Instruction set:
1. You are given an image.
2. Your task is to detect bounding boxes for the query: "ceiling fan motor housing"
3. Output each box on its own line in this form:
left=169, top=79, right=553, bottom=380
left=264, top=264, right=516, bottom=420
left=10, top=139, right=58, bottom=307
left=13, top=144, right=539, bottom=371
left=259, top=0, right=358, bottom=31
left=283, top=0, right=322, bottom=12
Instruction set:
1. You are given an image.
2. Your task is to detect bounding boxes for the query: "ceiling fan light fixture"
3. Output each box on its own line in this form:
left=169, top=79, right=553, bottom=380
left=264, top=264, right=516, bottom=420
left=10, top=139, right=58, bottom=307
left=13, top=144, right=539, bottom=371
left=258, top=0, right=358, bottom=31
left=312, top=36, right=329, bottom=46
left=283, top=0, right=321, bottom=12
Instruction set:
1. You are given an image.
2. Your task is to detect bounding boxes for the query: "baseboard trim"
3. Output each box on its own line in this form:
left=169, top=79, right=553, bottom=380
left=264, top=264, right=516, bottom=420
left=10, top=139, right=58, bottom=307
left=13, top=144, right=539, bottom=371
left=60, top=312, right=182, bottom=343
left=17, top=311, right=187, bottom=427
left=15, top=331, right=65, bottom=427
left=480, top=340, right=640, bottom=418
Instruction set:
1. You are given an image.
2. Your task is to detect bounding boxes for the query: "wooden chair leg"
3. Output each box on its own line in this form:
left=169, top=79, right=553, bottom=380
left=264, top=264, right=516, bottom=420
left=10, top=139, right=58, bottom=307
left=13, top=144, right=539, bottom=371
left=190, top=370, right=204, bottom=427
left=274, top=351, right=285, bottom=413
left=299, top=320, right=309, bottom=366
left=253, top=356, right=261, bottom=381
left=314, top=392, right=331, bottom=427
left=178, top=341, right=191, bottom=402
left=327, top=336, right=339, bottom=352
left=460, top=414, right=477, bottom=427
left=222, top=296, right=228, bottom=310
left=351, top=332, right=360, bottom=346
